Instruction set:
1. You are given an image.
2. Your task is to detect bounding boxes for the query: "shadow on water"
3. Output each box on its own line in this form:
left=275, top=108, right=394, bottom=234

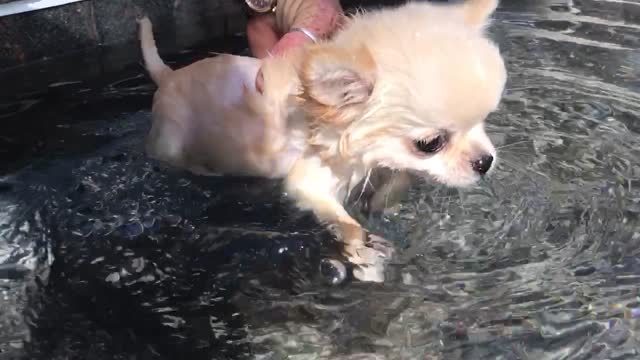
left=2, top=0, right=640, bottom=359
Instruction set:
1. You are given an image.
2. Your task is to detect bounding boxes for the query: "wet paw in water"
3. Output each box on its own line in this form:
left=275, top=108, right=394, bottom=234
left=366, top=234, right=395, bottom=259
left=350, top=234, right=395, bottom=283
left=3, top=1, right=640, bottom=359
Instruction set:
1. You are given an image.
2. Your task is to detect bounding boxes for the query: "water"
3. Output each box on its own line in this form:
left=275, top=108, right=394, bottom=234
left=1, top=0, right=640, bottom=359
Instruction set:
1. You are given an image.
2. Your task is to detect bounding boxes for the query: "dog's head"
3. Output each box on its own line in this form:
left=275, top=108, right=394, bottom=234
left=300, top=0, right=506, bottom=187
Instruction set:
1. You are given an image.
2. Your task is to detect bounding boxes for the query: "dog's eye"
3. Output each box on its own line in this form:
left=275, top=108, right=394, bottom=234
left=414, top=135, right=447, bottom=154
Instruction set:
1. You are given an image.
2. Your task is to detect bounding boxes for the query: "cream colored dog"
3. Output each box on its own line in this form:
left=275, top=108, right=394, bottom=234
left=138, top=0, right=507, bottom=282
left=138, top=17, right=305, bottom=179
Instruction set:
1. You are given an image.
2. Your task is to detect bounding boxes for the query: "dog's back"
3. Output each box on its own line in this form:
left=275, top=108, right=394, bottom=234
left=137, top=17, right=305, bottom=178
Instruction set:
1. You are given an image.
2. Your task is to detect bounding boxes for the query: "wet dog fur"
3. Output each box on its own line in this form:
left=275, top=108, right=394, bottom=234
left=285, top=0, right=506, bottom=281
left=138, top=17, right=306, bottom=179
left=138, top=0, right=507, bottom=282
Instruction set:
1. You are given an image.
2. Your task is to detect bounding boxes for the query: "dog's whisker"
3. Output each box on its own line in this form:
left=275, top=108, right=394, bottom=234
left=499, top=151, right=537, bottom=159
left=496, top=159, right=528, bottom=177
left=382, top=171, right=399, bottom=210
left=496, top=140, right=531, bottom=150
left=430, top=194, right=455, bottom=200
left=355, top=168, right=374, bottom=203
left=505, top=87, right=532, bottom=92
left=500, top=149, right=533, bottom=155
left=495, top=156, right=523, bottom=168
left=498, top=158, right=551, bottom=181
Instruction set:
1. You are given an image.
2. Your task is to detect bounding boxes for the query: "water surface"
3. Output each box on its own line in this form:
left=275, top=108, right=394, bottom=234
left=1, top=0, right=640, bottom=359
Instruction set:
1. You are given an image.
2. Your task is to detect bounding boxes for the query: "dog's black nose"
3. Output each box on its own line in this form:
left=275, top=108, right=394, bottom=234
left=471, top=155, right=493, bottom=175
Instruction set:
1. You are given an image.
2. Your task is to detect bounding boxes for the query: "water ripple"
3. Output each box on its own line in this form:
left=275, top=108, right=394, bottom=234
left=1, top=0, right=640, bottom=359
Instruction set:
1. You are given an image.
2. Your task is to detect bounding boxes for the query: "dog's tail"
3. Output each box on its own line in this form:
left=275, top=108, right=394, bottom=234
left=138, top=17, right=172, bottom=85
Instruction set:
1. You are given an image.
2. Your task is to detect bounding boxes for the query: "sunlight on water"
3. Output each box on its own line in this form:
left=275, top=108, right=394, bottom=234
left=1, top=0, right=640, bottom=359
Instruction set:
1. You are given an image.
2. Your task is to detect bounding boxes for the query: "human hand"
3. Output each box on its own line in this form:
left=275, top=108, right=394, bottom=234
left=247, top=0, right=344, bottom=92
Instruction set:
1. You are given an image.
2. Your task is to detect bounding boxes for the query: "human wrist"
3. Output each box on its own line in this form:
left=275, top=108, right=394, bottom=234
left=296, top=0, right=343, bottom=39
left=275, top=0, right=343, bottom=40
left=269, top=30, right=315, bottom=56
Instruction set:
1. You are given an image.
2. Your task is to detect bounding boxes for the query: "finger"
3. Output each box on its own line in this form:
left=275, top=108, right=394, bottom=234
left=246, top=13, right=280, bottom=59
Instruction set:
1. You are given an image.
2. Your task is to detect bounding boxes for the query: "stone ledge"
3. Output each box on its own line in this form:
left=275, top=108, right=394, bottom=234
left=0, top=0, right=409, bottom=97
left=0, top=0, right=246, bottom=69
left=0, top=0, right=413, bottom=70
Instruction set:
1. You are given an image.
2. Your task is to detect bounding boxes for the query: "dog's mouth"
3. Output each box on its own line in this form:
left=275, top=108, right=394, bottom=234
left=404, top=164, right=490, bottom=188
left=432, top=173, right=481, bottom=188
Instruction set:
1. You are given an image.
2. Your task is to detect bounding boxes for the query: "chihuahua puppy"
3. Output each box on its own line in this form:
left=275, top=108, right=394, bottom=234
left=138, top=17, right=305, bottom=179
left=138, top=0, right=506, bottom=283
left=285, top=0, right=507, bottom=281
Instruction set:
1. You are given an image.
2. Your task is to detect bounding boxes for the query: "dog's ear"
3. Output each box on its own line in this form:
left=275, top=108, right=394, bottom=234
left=462, top=0, right=499, bottom=30
left=301, top=44, right=376, bottom=110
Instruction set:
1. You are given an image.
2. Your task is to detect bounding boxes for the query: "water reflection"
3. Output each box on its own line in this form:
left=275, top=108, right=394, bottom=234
left=1, top=0, right=640, bottom=359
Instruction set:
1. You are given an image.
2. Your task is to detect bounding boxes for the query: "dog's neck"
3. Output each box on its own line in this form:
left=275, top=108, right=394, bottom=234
left=302, top=117, right=371, bottom=199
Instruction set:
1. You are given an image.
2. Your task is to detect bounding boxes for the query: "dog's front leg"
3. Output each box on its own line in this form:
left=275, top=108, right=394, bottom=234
left=285, top=158, right=394, bottom=282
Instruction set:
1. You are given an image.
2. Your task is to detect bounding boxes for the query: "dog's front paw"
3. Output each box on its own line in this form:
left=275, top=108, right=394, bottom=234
left=367, top=234, right=395, bottom=259
left=352, top=262, right=385, bottom=283
left=343, top=234, right=395, bottom=283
